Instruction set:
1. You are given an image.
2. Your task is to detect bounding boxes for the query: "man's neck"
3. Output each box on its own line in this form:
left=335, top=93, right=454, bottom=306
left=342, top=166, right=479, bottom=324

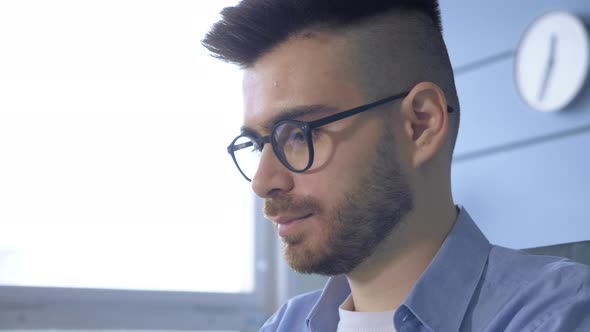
left=344, top=203, right=457, bottom=312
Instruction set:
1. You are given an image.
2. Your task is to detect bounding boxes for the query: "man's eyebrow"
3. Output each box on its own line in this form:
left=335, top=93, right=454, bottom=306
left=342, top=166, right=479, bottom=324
left=240, top=105, right=339, bottom=136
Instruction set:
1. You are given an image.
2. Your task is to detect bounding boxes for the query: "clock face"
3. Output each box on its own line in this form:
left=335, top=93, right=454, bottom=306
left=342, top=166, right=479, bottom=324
left=514, top=11, right=590, bottom=112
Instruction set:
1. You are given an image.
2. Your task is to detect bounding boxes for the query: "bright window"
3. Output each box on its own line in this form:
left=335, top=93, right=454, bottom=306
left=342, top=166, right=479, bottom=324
left=0, top=0, right=254, bottom=294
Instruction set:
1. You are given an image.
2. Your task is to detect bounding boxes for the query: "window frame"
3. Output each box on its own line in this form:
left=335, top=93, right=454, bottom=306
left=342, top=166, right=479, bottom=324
left=0, top=199, right=273, bottom=331
left=0, top=1, right=279, bottom=329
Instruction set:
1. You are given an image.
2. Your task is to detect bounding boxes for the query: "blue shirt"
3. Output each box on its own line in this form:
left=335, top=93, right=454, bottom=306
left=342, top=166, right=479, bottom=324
left=261, top=207, right=590, bottom=331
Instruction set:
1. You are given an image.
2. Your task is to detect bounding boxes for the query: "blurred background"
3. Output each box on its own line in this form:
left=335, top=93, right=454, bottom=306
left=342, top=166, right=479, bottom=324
left=0, top=0, right=588, bottom=331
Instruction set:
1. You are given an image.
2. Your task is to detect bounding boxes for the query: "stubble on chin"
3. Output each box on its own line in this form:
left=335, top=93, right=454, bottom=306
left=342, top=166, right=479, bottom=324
left=280, top=128, right=413, bottom=276
left=282, top=235, right=328, bottom=274
left=280, top=216, right=332, bottom=272
left=264, top=192, right=329, bottom=270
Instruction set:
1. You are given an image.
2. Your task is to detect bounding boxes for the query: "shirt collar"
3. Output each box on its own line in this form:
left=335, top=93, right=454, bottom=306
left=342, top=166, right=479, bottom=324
left=306, top=274, right=350, bottom=331
left=306, top=206, right=491, bottom=332
left=399, top=206, right=491, bottom=331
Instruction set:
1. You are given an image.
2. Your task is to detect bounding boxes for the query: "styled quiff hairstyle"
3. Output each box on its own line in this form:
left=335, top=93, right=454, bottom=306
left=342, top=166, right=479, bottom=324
left=202, top=0, right=460, bottom=158
left=203, top=0, right=443, bottom=68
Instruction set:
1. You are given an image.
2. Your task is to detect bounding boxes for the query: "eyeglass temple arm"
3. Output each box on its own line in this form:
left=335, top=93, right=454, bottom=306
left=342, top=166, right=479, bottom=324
left=308, top=91, right=455, bottom=129
left=307, top=91, right=409, bottom=129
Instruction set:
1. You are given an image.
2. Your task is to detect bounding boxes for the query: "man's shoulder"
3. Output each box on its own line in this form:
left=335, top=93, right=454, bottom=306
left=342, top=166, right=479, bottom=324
left=468, top=245, right=590, bottom=331
left=486, top=245, right=590, bottom=287
left=260, top=289, right=324, bottom=331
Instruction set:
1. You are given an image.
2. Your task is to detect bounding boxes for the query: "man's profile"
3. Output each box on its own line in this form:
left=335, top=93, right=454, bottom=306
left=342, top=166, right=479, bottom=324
left=202, top=0, right=590, bottom=331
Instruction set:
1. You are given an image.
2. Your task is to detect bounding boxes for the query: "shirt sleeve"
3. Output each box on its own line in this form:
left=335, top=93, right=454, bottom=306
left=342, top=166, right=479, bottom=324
left=528, top=294, right=590, bottom=332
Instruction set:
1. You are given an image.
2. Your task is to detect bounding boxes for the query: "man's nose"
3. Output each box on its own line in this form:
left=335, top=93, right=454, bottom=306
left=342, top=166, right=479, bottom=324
left=251, top=145, right=294, bottom=198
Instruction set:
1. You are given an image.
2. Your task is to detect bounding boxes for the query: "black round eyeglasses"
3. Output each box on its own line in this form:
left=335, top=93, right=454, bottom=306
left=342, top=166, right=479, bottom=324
left=227, top=91, right=454, bottom=182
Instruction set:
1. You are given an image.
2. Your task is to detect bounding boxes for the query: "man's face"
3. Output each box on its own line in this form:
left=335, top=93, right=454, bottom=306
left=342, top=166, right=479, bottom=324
left=242, top=33, right=413, bottom=275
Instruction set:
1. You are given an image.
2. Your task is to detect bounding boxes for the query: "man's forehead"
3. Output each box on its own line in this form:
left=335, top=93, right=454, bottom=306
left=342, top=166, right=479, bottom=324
left=242, top=58, right=343, bottom=136
left=240, top=33, right=360, bottom=130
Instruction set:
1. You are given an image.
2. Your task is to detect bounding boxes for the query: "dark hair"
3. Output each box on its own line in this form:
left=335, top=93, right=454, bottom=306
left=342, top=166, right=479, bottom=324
left=202, top=0, right=442, bottom=67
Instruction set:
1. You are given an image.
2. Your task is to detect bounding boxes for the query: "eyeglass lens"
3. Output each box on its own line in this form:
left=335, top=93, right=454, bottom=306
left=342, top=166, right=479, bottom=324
left=273, top=123, right=310, bottom=171
left=232, top=122, right=311, bottom=181
left=232, top=136, right=262, bottom=181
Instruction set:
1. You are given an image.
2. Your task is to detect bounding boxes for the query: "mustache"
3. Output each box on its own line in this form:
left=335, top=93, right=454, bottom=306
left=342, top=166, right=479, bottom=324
left=264, top=194, right=322, bottom=218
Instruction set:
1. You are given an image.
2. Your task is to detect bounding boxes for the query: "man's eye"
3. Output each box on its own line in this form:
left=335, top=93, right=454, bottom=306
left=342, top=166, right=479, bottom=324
left=290, top=131, right=305, bottom=142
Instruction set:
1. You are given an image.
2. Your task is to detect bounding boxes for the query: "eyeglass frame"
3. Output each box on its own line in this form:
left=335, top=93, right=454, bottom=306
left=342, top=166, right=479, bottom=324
left=227, top=90, right=455, bottom=182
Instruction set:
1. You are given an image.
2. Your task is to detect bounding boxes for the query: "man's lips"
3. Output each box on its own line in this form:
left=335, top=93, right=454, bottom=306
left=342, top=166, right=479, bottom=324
left=269, top=213, right=313, bottom=225
left=269, top=213, right=314, bottom=238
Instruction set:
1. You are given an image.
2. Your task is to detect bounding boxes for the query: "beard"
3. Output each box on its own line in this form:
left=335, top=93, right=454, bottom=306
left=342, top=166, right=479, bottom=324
left=264, top=127, right=414, bottom=276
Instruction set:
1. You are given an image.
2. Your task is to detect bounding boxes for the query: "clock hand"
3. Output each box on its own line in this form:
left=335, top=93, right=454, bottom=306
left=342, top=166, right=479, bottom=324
left=538, top=34, right=557, bottom=102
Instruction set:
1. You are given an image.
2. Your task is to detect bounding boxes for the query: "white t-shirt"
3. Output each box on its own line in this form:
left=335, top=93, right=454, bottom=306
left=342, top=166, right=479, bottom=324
left=337, top=295, right=397, bottom=332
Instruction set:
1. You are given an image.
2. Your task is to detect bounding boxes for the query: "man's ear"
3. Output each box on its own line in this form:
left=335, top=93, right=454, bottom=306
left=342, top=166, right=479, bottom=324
left=399, top=82, right=449, bottom=168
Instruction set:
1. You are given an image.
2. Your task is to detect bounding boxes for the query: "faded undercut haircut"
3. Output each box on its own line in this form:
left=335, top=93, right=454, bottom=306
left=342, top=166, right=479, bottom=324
left=202, top=0, right=460, bottom=160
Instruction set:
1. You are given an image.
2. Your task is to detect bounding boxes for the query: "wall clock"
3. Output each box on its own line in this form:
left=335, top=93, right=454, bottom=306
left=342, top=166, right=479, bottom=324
left=514, top=11, right=590, bottom=112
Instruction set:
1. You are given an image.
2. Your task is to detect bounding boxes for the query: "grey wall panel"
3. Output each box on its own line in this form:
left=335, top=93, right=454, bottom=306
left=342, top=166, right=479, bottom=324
left=446, top=1, right=590, bottom=251
left=440, top=1, right=590, bottom=69
left=453, top=56, right=590, bottom=157
left=452, top=129, right=590, bottom=250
